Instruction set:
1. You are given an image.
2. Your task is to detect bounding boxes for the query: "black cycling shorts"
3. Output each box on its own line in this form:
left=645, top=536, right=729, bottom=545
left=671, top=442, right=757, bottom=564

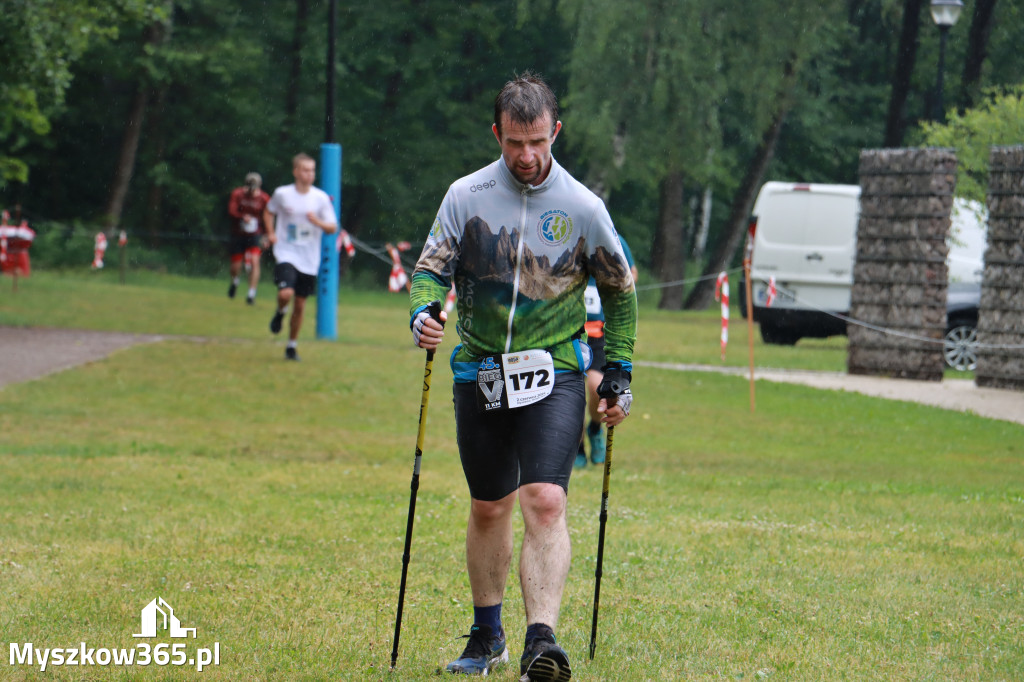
left=274, top=262, right=317, bottom=298
left=453, top=372, right=586, bottom=501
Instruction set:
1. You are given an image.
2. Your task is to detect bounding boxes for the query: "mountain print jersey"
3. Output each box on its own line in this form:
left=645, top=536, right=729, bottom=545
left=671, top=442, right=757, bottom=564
left=410, top=156, right=637, bottom=380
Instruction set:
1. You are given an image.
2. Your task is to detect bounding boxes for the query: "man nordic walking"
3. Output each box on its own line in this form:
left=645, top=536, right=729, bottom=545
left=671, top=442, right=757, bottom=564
left=263, top=153, right=337, bottom=361
left=409, top=72, right=637, bottom=680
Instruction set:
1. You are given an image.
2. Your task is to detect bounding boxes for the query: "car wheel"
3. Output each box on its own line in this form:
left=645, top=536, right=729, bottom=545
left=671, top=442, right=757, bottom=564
left=943, top=323, right=978, bottom=371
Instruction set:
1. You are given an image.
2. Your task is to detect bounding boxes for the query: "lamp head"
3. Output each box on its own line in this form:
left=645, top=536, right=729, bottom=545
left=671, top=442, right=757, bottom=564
left=930, top=0, right=963, bottom=28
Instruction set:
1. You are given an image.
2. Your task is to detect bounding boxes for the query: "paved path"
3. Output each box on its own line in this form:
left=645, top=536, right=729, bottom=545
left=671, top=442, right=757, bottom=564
left=0, top=327, right=165, bottom=387
left=638, top=361, right=1024, bottom=427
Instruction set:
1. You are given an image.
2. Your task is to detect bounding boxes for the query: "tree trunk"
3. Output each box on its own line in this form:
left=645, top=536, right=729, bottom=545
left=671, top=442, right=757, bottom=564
left=651, top=170, right=686, bottom=310
left=103, top=87, right=148, bottom=232
left=144, top=86, right=168, bottom=240
left=883, top=0, right=924, bottom=148
left=102, top=13, right=172, bottom=233
left=692, top=186, right=712, bottom=261
left=281, top=0, right=309, bottom=145
left=684, top=105, right=788, bottom=310
left=958, top=0, right=998, bottom=111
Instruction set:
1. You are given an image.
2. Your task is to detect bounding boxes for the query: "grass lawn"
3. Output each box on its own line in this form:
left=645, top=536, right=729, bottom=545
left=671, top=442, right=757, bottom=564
left=1, top=269, right=1021, bottom=680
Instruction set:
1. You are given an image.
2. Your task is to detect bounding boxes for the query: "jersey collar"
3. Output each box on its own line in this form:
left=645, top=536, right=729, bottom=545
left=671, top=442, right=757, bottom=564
left=497, top=156, right=562, bottom=194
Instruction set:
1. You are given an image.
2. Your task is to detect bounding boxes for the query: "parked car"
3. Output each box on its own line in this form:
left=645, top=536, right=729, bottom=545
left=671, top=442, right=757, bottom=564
left=739, top=182, right=986, bottom=370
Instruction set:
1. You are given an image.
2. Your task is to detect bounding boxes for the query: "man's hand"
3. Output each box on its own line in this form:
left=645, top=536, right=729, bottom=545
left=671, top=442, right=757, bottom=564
left=412, top=305, right=447, bottom=351
left=596, top=364, right=633, bottom=427
left=307, top=212, right=338, bottom=234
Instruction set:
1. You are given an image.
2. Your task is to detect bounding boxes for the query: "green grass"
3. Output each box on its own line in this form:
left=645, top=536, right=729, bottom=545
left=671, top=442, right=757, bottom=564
left=1, top=269, right=1022, bottom=680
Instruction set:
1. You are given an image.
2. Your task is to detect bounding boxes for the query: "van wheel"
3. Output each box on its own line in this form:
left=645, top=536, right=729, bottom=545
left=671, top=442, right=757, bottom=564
left=760, top=323, right=800, bottom=346
left=943, top=322, right=978, bottom=371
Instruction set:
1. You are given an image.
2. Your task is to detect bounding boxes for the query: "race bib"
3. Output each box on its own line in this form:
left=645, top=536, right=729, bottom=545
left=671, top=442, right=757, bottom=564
left=285, top=220, right=315, bottom=244
left=476, top=350, right=555, bottom=412
left=242, top=216, right=259, bottom=234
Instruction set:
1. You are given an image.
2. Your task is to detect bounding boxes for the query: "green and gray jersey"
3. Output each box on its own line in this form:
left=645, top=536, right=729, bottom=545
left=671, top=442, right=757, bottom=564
left=410, top=156, right=637, bottom=381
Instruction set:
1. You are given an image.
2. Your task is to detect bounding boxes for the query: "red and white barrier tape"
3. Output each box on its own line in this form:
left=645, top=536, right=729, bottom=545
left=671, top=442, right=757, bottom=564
left=715, top=271, right=729, bottom=360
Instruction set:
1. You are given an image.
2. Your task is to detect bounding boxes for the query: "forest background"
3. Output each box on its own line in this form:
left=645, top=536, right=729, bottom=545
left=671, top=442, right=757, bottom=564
left=2, top=0, right=1023, bottom=308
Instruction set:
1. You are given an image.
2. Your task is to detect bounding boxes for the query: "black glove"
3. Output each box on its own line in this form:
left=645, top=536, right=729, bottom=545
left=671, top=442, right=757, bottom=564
left=597, top=364, right=633, bottom=416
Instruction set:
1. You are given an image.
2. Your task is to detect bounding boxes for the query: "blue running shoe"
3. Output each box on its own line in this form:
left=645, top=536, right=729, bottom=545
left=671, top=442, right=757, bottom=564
left=519, top=626, right=571, bottom=682
left=588, top=427, right=606, bottom=465
left=446, top=624, right=508, bottom=675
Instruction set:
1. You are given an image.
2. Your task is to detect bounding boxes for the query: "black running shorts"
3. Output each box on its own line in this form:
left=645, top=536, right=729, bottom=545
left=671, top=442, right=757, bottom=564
left=229, top=233, right=261, bottom=256
left=453, top=372, right=586, bottom=501
left=274, top=262, right=317, bottom=298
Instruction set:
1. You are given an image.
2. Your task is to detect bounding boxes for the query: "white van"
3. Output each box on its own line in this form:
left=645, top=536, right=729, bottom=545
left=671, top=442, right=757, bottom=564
left=743, top=181, right=985, bottom=351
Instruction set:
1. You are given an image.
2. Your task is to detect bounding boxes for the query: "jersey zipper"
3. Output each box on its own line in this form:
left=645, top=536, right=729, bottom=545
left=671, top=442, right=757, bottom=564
left=505, top=188, right=529, bottom=353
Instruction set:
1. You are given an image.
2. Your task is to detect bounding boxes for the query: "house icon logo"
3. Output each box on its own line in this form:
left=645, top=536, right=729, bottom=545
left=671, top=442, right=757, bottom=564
left=133, top=597, right=197, bottom=638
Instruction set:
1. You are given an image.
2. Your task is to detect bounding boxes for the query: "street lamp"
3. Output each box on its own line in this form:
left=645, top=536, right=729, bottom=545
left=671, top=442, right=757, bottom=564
left=930, top=0, right=963, bottom=122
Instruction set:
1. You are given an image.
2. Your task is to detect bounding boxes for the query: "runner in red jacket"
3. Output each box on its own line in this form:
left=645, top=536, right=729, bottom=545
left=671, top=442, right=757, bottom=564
left=227, top=172, right=270, bottom=304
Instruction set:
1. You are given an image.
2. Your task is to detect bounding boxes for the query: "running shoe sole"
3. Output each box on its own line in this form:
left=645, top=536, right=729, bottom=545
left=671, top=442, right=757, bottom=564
left=520, top=647, right=571, bottom=682
left=446, top=647, right=508, bottom=675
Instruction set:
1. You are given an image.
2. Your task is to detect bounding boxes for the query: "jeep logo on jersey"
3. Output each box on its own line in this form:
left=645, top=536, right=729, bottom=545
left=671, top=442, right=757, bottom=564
left=538, top=209, right=573, bottom=245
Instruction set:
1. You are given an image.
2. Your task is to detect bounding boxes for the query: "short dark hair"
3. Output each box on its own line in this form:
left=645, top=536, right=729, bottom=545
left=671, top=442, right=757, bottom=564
left=494, top=72, right=559, bottom=136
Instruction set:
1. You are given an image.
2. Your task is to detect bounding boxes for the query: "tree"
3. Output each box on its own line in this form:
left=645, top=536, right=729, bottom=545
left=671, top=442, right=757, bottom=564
left=958, top=0, right=999, bottom=111
left=0, top=0, right=147, bottom=186
left=918, top=85, right=1024, bottom=203
left=884, top=0, right=925, bottom=147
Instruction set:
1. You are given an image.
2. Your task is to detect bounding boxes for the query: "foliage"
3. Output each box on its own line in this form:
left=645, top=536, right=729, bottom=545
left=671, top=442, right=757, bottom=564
left=917, top=85, right=1024, bottom=203
left=2, top=0, right=1024, bottom=278
left=0, top=0, right=151, bottom=186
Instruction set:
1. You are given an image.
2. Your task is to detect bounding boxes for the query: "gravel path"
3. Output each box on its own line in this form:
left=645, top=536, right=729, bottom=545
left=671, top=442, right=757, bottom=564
left=2, top=327, right=1021, bottom=427
left=639, top=360, right=1024, bottom=426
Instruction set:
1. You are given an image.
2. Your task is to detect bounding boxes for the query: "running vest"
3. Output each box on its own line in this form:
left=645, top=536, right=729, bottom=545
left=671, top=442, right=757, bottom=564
left=410, top=156, right=637, bottom=380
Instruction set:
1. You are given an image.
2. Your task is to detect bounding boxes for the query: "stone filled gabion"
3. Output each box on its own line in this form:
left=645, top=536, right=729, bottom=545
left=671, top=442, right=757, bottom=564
left=976, top=146, right=1024, bottom=390
left=848, top=148, right=955, bottom=381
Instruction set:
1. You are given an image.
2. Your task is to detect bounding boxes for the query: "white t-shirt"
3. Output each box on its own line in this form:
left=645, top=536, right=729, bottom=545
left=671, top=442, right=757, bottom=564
left=266, top=184, right=337, bottom=275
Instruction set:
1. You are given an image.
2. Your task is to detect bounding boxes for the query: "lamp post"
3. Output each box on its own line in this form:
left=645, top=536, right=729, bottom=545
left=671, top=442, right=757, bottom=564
left=930, top=0, right=963, bottom=122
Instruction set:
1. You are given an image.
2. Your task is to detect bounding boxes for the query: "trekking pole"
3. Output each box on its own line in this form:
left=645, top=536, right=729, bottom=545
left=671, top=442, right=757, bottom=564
left=391, top=300, right=443, bottom=670
left=589, top=424, right=615, bottom=660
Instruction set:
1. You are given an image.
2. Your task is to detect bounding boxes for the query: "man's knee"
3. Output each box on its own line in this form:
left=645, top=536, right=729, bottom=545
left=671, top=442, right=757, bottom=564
left=519, top=483, right=567, bottom=526
left=470, top=493, right=516, bottom=527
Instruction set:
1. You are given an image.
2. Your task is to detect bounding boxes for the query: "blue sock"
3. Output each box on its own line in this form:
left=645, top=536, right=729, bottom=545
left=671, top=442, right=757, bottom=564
left=474, top=603, right=502, bottom=633
left=587, top=421, right=601, bottom=437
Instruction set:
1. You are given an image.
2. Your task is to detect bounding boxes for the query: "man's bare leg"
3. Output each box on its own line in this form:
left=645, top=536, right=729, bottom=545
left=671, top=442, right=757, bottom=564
left=518, top=482, right=570, bottom=628
left=466, top=491, right=517, bottom=606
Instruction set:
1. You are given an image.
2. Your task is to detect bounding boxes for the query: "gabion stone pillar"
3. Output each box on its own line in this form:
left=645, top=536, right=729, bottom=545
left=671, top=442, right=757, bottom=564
left=976, top=146, right=1024, bottom=390
left=848, top=148, right=956, bottom=381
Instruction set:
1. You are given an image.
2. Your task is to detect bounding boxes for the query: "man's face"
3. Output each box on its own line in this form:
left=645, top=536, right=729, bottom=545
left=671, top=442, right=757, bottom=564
left=492, top=112, right=561, bottom=186
left=293, top=159, right=316, bottom=188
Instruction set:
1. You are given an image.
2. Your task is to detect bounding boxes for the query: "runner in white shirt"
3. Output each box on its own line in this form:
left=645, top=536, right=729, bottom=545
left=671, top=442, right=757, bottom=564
left=263, top=153, right=337, bottom=361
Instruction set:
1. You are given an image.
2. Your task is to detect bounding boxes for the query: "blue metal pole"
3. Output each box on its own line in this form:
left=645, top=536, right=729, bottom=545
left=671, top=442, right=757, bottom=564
left=317, top=143, right=342, bottom=340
